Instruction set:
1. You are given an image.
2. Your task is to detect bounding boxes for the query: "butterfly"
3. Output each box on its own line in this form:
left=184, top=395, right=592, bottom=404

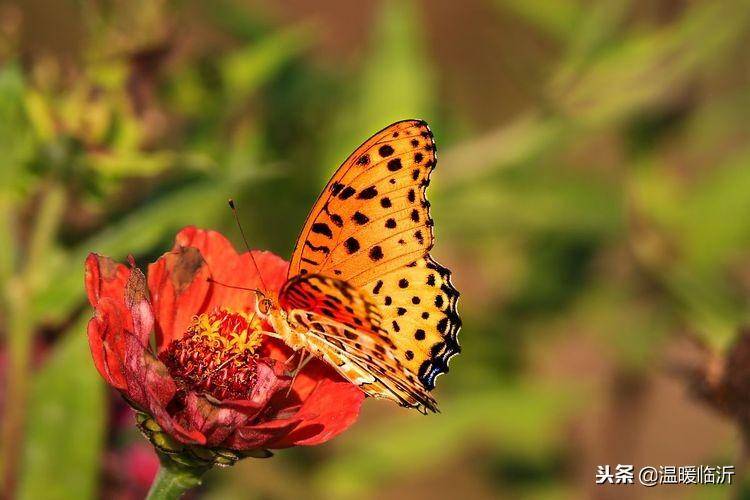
left=253, top=120, right=460, bottom=413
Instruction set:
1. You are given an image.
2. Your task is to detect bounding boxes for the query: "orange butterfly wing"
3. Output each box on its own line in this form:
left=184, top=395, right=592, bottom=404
left=290, top=119, right=434, bottom=281
left=284, top=120, right=460, bottom=406
left=280, top=274, right=438, bottom=411
left=279, top=274, right=383, bottom=338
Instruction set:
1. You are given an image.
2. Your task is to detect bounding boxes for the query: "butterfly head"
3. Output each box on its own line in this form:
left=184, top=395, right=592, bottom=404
left=254, top=292, right=278, bottom=320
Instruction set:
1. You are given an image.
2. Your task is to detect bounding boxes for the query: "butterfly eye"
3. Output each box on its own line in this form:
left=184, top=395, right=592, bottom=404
left=258, top=298, right=272, bottom=316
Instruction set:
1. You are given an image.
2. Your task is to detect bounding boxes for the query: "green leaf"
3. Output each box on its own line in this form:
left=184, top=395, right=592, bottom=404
left=323, top=0, right=436, bottom=176
left=628, top=147, right=750, bottom=347
left=551, top=0, right=750, bottom=125
left=0, top=61, right=33, bottom=285
left=200, top=0, right=270, bottom=40
left=442, top=170, right=621, bottom=239
left=438, top=113, right=565, bottom=186
left=0, top=63, right=35, bottom=177
left=88, top=151, right=215, bottom=178
left=679, top=151, right=750, bottom=273
left=17, top=316, right=106, bottom=500
left=221, top=26, right=311, bottom=105
left=494, top=0, right=583, bottom=40
left=356, top=0, right=435, bottom=126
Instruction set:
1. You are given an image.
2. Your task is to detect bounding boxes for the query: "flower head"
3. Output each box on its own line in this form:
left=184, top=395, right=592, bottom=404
left=159, top=309, right=265, bottom=402
left=85, top=227, right=364, bottom=465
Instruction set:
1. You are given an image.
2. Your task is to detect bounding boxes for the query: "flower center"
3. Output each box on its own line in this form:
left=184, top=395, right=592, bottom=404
left=159, top=308, right=264, bottom=401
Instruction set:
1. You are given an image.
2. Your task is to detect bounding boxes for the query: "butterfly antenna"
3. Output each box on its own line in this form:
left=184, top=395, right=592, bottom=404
left=205, top=277, right=262, bottom=295
left=228, top=199, right=269, bottom=293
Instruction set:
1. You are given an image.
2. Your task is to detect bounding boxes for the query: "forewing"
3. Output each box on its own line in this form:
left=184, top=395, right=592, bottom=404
left=289, top=119, right=436, bottom=282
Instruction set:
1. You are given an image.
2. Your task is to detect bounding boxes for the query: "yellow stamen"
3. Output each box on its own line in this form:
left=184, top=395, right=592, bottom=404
left=185, top=309, right=263, bottom=357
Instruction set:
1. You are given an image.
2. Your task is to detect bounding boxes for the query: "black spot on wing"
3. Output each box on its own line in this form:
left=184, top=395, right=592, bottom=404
left=344, top=237, right=360, bottom=254
left=369, top=245, right=384, bottom=261
left=304, top=241, right=330, bottom=254
left=339, top=187, right=356, bottom=200
left=437, top=317, right=449, bottom=334
left=330, top=214, right=343, bottom=227
left=311, top=223, right=333, bottom=238
left=351, top=211, right=369, bottom=225
left=358, top=186, right=378, bottom=200
left=379, top=145, right=394, bottom=157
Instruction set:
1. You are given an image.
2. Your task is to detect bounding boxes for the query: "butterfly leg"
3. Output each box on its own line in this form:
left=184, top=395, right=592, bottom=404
left=284, top=350, right=299, bottom=365
left=285, top=351, right=316, bottom=396
left=259, top=329, right=282, bottom=339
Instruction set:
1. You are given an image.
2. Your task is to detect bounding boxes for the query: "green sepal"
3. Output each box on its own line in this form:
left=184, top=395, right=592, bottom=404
left=135, top=411, right=273, bottom=469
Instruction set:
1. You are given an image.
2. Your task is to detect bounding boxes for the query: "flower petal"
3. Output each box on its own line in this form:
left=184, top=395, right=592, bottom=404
left=220, top=358, right=291, bottom=415
left=226, top=417, right=302, bottom=451
left=174, top=226, right=289, bottom=312
left=116, top=332, right=210, bottom=445
left=120, top=329, right=176, bottom=411
left=125, top=266, right=154, bottom=345
left=85, top=253, right=132, bottom=330
left=269, top=378, right=365, bottom=448
left=249, top=341, right=366, bottom=448
left=261, top=339, right=345, bottom=404
left=87, top=297, right=128, bottom=391
left=179, top=393, right=249, bottom=447
left=147, top=246, right=212, bottom=351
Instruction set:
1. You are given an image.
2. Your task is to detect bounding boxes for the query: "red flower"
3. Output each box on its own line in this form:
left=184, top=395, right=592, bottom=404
left=85, top=227, right=364, bottom=458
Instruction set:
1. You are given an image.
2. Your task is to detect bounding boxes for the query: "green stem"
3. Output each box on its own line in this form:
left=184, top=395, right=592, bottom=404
left=23, top=182, right=66, bottom=288
left=0, top=277, right=32, bottom=495
left=146, top=456, right=208, bottom=500
left=0, top=182, right=65, bottom=496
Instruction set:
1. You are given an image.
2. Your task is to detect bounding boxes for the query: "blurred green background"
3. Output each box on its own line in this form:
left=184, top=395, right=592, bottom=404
left=1, top=0, right=750, bottom=498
